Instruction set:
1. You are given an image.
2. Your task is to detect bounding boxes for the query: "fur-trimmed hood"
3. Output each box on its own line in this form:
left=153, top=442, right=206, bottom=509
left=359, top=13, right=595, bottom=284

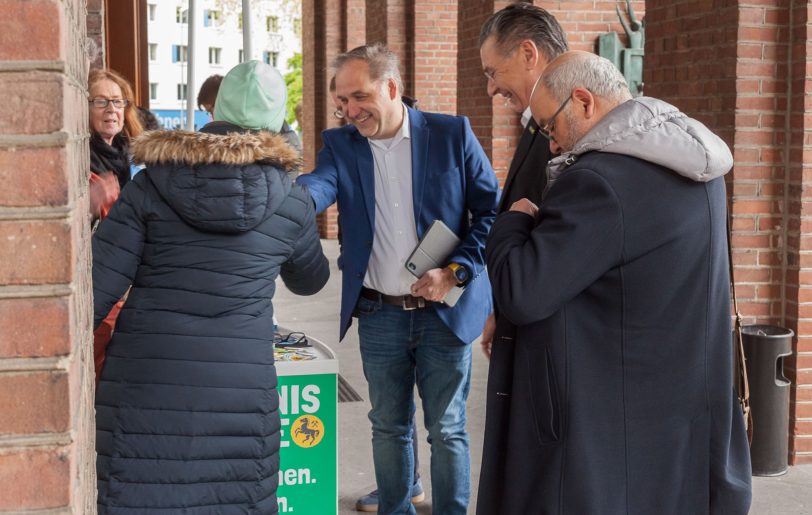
left=131, top=129, right=301, bottom=171
left=131, top=129, right=302, bottom=234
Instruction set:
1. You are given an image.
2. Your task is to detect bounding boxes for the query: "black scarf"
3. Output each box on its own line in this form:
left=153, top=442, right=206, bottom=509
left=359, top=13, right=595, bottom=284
left=90, top=133, right=131, bottom=189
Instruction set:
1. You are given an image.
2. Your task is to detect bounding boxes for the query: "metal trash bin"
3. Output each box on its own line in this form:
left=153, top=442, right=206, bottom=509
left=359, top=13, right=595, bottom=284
left=741, top=325, right=793, bottom=476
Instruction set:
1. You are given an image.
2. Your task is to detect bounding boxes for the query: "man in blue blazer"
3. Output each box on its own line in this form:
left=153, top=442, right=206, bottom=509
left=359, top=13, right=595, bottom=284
left=297, top=44, right=498, bottom=515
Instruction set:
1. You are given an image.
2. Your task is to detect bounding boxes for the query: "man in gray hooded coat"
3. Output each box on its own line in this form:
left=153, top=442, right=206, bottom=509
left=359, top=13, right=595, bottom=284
left=481, top=51, right=752, bottom=514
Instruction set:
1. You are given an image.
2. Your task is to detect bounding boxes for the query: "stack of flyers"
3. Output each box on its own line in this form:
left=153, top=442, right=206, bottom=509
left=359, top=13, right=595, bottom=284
left=274, top=346, right=317, bottom=362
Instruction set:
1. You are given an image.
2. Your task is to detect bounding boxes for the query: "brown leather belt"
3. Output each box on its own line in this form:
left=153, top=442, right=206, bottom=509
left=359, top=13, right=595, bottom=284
left=360, top=287, right=433, bottom=311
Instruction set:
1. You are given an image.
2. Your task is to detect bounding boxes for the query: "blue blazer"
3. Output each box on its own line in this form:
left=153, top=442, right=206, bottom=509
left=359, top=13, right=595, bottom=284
left=297, top=107, right=499, bottom=344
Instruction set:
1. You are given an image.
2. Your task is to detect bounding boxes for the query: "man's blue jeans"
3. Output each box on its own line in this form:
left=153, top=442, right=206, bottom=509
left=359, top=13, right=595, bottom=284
left=356, top=296, right=471, bottom=515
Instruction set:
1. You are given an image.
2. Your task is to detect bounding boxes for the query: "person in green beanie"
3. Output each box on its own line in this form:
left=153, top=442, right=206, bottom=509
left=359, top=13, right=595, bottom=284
left=202, top=61, right=302, bottom=157
left=93, top=59, right=329, bottom=514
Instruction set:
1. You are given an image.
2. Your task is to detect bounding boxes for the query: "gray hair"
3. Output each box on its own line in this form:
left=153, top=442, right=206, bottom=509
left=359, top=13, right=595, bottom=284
left=479, top=3, right=568, bottom=61
left=332, top=43, right=403, bottom=93
left=542, top=53, right=631, bottom=104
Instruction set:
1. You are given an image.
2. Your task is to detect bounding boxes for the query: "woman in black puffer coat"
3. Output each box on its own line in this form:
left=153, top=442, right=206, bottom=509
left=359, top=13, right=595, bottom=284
left=92, top=61, right=329, bottom=515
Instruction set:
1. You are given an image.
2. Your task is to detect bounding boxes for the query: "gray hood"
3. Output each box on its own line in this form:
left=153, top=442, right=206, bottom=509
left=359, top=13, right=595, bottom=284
left=546, top=97, right=733, bottom=191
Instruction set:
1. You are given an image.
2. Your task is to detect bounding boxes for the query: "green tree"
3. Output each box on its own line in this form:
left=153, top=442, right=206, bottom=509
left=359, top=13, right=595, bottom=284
left=284, top=52, right=302, bottom=126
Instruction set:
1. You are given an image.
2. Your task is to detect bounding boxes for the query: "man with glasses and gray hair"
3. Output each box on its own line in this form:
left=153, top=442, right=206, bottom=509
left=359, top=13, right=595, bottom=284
left=298, top=44, right=498, bottom=514
left=481, top=50, right=752, bottom=514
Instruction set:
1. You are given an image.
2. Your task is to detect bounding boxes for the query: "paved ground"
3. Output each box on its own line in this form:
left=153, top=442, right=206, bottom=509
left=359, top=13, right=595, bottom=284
left=274, top=239, right=812, bottom=514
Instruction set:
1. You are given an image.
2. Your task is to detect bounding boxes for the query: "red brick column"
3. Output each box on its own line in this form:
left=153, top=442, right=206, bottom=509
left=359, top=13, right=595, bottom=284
left=457, top=0, right=517, bottom=186
left=646, top=0, right=812, bottom=465
left=784, top=0, right=812, bottom=464
left=413, top=0, right=458, bottom=114
left=0, top=0, right=96, bottom=511
left=366, top=0, right=414, bottom=95
left=86, top=0, right=105, bottom=68
left=346, top=0, right=367, bottom=50
left=542, top=0, right=646, bottom=52
left=301, top=0, right=342, bottom=239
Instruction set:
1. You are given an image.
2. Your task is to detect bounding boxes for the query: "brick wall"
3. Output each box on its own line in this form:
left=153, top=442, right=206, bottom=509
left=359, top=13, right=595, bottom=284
left=366, top=0, right=413, bottom=95
left=646, top=0, right=812, bottom=465
left=457, top=0, right=517, bottom=186
left=785, top=0, right=812, bottom=463
left=0, top=0, right=96, bottom=511
left=413, top=0, right=458, bottom=114
left=542, top=0, right=646, bottom=52
left=86, top=0, right=105, bottom=69
left=301, top=0, right=341, bottom=239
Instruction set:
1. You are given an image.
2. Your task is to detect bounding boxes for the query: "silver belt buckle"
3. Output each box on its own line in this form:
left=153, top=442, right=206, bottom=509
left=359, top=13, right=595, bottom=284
left=402, top=296, right=425, bottom=310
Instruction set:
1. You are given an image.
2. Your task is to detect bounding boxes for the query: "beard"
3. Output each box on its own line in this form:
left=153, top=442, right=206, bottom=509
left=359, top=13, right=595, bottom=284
left=559, top=109, right=586, bottom=153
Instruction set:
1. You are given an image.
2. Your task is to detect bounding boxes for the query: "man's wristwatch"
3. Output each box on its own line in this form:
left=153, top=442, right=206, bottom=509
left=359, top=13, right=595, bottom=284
left=447, top=262, right=469, bottom=285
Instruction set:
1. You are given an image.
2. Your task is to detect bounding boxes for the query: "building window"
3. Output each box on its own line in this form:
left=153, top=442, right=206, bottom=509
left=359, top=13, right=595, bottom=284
left=203, top=9, right=220, bottom=27
left=209, top=47, right=221, bottom=65
left=177, top=83, right=187, bottom=101
left=149, top=83, right=158, bottom=101
left=148, top=4, right=157, bottom=21
left=238, top=49, right=244, bottom=62
left=149, top=43, right=158, bottom=62
left=263, top=51, right=279, bottom=67
left=176, top=7, right=187, bottom=24
left=266, top=16, right=279, bottom=32
left=172, top=45, right=188, bottom=63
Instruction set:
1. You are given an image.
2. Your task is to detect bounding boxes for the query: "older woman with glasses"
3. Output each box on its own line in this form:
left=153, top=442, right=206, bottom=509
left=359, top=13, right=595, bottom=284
left=87, top=69, right=144, bottom=383
left=88, top=69, right=143, bottom=218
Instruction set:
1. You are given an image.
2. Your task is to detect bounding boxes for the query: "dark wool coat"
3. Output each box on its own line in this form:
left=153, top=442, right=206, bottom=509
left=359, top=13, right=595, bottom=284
left=93, top=126, right=329, bottom=515
left=479, top=151, right=752, bottom=515
left=477, top=119, right=552, bottom=514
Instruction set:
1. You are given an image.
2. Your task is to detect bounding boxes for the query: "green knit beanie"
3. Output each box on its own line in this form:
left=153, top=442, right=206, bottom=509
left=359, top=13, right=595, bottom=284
left=213, top=60, right=287, bottom=132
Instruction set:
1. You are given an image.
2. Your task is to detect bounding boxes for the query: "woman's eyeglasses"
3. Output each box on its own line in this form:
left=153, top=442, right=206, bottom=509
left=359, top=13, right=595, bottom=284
left=89, top=98, right=129, bottom=109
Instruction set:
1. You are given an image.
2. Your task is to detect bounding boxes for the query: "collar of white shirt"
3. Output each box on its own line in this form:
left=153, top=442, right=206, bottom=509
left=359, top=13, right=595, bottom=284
left=368, top=104, right=411, bottom=150
left=521, top=107, right=532, bottom=129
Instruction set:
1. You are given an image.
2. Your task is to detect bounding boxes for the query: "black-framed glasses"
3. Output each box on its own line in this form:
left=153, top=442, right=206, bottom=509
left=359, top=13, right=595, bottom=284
left=89, top=97, right=129, bottom=109
left=333, top=107, right=344, bottom=120
left=274, top=331, right=310, bottom=348
left=539, top=96, right=571, bottom=141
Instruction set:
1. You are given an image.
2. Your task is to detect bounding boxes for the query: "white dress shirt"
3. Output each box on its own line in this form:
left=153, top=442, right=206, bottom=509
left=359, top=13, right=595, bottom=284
left=521, top=107, right=532, bottom=129
left=363, top=105, right=419, bottom=295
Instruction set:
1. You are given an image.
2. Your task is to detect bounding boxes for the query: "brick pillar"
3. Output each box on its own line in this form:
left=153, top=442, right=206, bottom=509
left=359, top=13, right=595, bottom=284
left=346, top=0, right=367, bottom=50
left=0, top=0, right=96, bottom=512
left=541, top=0, right=646, bottom=52
left=366, top=0, right=414, bottom=95
left=457, top=0, right=518, bottom=186
left=86, top=0, right=105, bottom=68
left=646, top=0, right=812, bottom=465
left=784, top=0, right=812, bottom=464
left=413, top=0, right=458, bottom=114
left=301, top=0, right=342, bottom=239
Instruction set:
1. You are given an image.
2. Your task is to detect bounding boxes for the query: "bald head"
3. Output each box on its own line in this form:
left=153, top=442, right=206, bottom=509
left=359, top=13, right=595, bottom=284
left=539, top=51, right=631, bottom=106
left=530, top=51, right=632, bottom=154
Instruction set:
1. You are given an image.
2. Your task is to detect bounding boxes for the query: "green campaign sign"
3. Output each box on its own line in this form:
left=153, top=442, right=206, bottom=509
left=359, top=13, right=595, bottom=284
left=277, top=373, right=337, bottom=514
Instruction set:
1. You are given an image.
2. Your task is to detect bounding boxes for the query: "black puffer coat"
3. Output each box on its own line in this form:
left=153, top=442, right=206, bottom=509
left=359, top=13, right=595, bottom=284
left=93, top=125, right=329, bottom=515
